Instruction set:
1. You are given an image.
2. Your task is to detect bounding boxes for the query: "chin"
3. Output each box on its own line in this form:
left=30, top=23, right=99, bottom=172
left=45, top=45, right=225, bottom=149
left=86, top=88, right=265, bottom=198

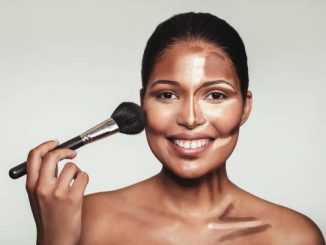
left=164, top=160, right=217, bottom=180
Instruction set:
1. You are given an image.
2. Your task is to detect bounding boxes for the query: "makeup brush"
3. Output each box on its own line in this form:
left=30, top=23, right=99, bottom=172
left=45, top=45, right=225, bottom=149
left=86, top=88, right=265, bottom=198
left=9, top=102, right=146, bottom=179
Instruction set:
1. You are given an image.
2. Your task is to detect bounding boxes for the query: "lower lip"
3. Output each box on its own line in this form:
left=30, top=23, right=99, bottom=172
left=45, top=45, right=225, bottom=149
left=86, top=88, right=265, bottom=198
left=168, top=139, right=212, bottom=157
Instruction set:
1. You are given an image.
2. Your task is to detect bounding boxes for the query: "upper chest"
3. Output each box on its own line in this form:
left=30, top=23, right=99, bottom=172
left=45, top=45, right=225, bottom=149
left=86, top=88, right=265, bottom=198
left=92, top=208, right=275, bottom=245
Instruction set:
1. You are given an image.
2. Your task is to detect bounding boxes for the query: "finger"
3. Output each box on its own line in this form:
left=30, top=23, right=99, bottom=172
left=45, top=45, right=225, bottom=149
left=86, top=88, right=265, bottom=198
left=54, top=164, right=58, bottom=178
left=56, top=162, right=81, bottom=190
left=70, top=171, right=89, bottom=198
left=38, top=149, right=77, bottom=185
left=26, top=140, right=59, bottom=191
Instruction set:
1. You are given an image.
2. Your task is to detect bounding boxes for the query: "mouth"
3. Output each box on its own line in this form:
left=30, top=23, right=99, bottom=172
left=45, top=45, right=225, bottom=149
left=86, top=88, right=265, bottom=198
left=170, top=138, right=212, bottom=149
left=167, top=134, right=215, bottom=157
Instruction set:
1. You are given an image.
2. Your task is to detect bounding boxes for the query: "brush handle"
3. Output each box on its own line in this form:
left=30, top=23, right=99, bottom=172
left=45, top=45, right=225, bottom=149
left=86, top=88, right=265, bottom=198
left=9, top=136, right=84, bottom=179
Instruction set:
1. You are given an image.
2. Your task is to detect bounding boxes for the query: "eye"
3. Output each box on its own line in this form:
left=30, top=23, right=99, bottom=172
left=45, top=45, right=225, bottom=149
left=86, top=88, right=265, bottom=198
left=206, top=92, right=227, bottom=100
left=157, top=91, right=178, bottom=100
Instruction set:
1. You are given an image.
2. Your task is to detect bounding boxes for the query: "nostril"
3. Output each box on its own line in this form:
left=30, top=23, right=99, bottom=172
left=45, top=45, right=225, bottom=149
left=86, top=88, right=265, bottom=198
left=176, top=100, right=206, bottom=129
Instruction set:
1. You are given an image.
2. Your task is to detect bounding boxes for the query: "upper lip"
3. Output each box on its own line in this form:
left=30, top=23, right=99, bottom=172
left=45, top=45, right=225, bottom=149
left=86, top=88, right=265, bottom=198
left=167, top=133, right=215, bottom=141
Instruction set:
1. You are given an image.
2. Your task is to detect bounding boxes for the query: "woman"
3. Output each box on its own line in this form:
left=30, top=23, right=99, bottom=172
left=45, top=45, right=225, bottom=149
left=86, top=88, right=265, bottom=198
left=26, top=12, right=325, bottom=244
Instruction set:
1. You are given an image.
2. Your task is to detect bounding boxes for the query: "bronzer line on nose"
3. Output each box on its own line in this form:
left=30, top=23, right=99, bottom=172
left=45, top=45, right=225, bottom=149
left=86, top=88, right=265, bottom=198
left=178, top=95, right=205, bottom=128
left=179, top=96, right=196, bottom=128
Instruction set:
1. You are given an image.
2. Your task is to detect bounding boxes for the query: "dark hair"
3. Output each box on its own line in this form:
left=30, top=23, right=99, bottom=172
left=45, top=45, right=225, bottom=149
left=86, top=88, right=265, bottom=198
left=141, top=12, right=249, bottom=102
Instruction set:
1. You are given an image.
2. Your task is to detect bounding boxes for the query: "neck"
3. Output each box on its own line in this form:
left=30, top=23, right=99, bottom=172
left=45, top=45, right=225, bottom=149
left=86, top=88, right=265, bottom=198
left=156, top=163, right=233, bottom=217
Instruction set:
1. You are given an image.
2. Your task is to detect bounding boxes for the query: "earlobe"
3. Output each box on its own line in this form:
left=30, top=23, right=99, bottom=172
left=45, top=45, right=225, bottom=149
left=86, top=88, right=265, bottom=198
left=240, top=90, right=253, bottom=126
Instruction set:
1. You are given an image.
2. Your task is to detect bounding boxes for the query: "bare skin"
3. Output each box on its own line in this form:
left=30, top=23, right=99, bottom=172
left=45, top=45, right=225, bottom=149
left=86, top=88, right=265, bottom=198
left=26, top=42, right=325, bottom=244
left=79, top=172, right=324, bottom=244
left=25, top=140, right=89, bottom=245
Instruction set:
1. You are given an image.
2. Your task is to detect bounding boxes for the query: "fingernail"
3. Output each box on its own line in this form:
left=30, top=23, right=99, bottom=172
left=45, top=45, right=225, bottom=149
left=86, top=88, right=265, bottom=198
left=53, top=139, right=59, bottom=143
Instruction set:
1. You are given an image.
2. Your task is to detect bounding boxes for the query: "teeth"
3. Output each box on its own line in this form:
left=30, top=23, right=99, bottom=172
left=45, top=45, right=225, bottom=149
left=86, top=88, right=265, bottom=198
left=173, top=139, right=210, bottom=149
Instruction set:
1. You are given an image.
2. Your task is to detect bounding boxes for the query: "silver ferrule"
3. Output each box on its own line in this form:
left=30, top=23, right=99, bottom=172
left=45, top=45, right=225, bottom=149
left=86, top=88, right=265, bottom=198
left=80, top=117, right=119, bottom=144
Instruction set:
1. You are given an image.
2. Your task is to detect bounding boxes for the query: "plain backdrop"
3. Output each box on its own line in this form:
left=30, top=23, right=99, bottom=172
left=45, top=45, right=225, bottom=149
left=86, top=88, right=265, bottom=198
left=1, top=0, right=325, bottom=243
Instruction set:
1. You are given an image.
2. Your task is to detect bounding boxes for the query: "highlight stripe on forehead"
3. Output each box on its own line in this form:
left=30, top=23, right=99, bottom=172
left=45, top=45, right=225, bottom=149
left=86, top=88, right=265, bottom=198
left=151, top=79, right=236, bottom=91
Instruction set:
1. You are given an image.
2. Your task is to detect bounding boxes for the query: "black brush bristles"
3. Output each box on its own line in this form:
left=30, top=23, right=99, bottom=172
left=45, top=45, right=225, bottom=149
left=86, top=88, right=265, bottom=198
left=111, top=102, right=147, bottom=134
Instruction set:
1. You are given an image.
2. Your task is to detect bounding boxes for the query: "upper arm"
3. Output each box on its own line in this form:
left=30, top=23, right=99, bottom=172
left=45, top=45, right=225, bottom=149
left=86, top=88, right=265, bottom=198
left=78, top=193, right=113, bottom=245
left=295, top=219, right=325, bottom=245
left=282, top=214, right=325, bottom=245
left=78, top=194, right=101, bottom=245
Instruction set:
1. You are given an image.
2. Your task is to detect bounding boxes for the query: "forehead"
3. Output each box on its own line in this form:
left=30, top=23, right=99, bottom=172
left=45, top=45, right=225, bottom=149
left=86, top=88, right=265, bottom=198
left=148, top=42, right=240, bottom=90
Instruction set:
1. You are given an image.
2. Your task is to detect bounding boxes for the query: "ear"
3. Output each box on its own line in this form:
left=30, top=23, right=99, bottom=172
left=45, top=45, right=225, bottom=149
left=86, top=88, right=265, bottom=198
left=240, top=90, right=253, bottom=126
left=139, top=88, right=144, bottom=107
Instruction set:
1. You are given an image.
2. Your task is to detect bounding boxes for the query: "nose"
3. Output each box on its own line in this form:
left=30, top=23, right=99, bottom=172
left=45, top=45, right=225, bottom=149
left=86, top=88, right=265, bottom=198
left=176, top=97, right=206, bottom=129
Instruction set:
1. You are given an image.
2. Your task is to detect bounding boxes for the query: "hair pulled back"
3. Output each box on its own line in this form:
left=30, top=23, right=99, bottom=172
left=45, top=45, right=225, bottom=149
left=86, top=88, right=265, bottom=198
left=141, top=12, right=249, bottom=102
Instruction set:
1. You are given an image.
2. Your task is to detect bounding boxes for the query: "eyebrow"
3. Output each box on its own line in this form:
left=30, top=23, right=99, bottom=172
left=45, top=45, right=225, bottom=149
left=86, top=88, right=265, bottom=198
left=150, top=79, right=236, bottom=91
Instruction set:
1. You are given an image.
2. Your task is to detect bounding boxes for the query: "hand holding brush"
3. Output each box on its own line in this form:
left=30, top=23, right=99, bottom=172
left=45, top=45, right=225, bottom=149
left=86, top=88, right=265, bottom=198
left=11, top=102, right=146, bottom=245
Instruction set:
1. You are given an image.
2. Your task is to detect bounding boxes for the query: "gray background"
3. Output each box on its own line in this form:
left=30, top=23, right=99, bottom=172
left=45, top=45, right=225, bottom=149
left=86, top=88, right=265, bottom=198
left=1, top=0, right=325, bottom=243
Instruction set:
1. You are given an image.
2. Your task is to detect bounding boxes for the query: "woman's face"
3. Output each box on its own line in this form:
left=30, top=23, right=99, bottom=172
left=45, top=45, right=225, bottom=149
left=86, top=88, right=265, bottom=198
left=142, top=42, right=252, bottom=179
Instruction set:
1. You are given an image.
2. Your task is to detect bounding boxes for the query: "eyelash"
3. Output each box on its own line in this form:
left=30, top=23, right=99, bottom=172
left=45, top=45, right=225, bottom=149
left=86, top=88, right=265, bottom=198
left=156, top=91, right=227, bottom=101
left=205, top=92, right=227, bottom=100
left=156, top=91, right=178, bottom=100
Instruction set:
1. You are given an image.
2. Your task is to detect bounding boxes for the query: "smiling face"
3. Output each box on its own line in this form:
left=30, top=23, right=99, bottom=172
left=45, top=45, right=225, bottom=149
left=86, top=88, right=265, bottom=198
left=142, top=42, right=252, bottom=179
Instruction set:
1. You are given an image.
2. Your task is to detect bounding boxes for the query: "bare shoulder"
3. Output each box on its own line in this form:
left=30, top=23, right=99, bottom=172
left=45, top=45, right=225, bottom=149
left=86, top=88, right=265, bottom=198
left=271, top=205, right=325, bottom=245
left=77, top=191, right=122, bottom=244
left=244, top=191, right=325, bottom=245
left=233, top=186, right=325, bottom=244
left=78, top=177, right=156, bottom=245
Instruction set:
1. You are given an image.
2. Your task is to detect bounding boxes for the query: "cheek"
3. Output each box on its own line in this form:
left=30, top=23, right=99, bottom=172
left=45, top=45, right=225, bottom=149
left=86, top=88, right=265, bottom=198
left=143, top=101, right=177, bottom=165
left=200, top=99, right=242, bottom=136
left=144, top=102, right=178, bottom=135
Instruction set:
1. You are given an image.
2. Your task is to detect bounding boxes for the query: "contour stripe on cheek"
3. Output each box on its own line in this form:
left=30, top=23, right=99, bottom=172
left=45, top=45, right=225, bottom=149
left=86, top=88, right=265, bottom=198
left=211, top=136, right=232, bottom=151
